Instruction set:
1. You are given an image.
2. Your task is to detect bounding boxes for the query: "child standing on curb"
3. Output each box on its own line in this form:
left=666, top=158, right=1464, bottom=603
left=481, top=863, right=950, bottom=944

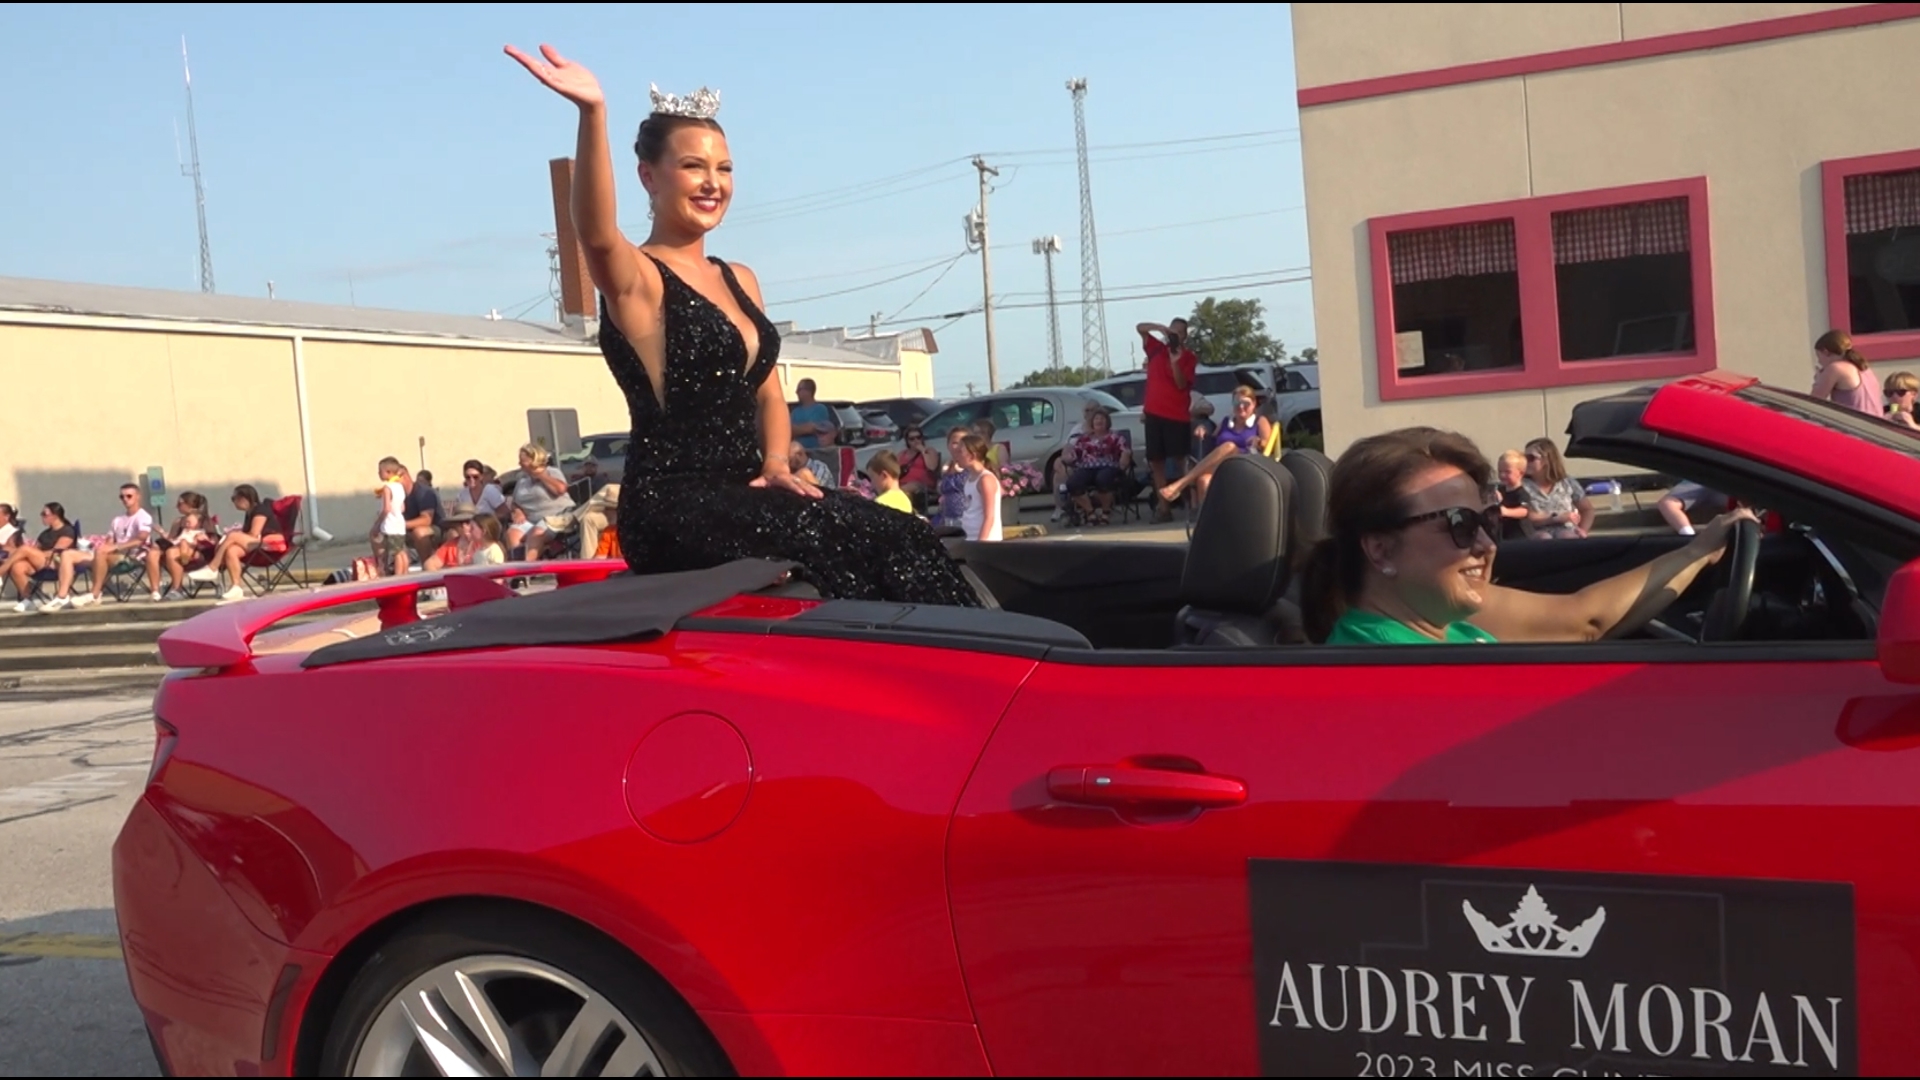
left=375, top=457, right=410, bottom=576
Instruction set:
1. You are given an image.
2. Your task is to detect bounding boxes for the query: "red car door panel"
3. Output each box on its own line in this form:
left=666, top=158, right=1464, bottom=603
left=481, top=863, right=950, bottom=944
left=947, top=653, right=1920, bottom=1076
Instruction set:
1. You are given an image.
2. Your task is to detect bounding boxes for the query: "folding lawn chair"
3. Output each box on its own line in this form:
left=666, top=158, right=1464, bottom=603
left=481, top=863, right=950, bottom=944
left=236, top=495, right=310, bottom=596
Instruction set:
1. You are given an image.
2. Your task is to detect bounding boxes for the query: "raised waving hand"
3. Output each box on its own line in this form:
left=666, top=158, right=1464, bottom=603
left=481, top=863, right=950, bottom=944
left=504, top=44, right=605, bottom=109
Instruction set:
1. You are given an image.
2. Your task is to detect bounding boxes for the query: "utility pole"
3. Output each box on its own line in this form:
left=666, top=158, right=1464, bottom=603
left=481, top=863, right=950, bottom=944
left=1033, top=236, right=1065, bottom=373
left=1067, top=78, right=1111, bottom=375
left=181, top=36, right=215, bottom=294
left=869, top=311, right=882, bottom=337
left=971, top=156, right=1001, bottom=392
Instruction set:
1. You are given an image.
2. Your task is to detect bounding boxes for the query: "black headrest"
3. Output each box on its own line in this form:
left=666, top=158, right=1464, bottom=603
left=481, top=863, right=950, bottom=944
left=1179, top=454, right=1294, bottom=613
left=1280, top=449, right=1334, bottom=558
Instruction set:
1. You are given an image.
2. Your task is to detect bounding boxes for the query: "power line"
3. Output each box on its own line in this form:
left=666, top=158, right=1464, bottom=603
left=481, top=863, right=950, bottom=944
left=755, top=204, right=1303, bottom=289
left=767, top=252, right=965, bottom=305
left=694, top=127, right=1301, bottom=232
left=849, top=270, right=1314, bottom=329
left=994, top=266, right=1304, bottom=301
left=883, top=253, right=969, bottom=323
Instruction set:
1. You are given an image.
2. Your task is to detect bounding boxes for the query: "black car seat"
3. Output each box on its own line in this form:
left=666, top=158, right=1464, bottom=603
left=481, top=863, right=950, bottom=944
left=1265, top=448, right=1336, bottom=641
left=1173, top=454, right=1298, bottom=647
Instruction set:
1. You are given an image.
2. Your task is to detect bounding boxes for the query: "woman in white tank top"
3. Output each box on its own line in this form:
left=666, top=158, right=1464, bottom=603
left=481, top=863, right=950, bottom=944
left=956, top=432, right=1003, bottom=542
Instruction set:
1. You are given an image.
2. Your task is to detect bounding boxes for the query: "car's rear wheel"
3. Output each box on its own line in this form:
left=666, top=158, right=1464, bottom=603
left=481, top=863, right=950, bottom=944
left=319, top=907, right=729, bottom=1077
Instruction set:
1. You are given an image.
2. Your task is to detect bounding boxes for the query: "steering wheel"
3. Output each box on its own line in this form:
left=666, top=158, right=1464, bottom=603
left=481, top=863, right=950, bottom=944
left=1700, top=518, right=1760, bottom=642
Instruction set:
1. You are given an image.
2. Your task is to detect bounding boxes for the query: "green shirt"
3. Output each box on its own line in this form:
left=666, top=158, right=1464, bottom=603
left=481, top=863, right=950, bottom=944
left=1325, top=607, right=1498, bottom=645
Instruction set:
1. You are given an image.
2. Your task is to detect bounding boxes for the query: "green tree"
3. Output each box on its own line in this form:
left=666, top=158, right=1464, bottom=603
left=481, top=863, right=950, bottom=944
left=1186, top=297, right=1285, bottom=366
left=1296, top=346, right=1317, bottom=364
left=1009, top=364, right=1103, bottom=389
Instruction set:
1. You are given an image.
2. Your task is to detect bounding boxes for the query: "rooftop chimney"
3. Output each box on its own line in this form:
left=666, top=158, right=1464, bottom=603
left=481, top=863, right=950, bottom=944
left=549, top=157, right=598, bottom=335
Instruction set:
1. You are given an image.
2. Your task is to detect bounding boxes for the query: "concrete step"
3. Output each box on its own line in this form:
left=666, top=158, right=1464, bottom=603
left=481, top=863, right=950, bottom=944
left=0, top=665, right=167, bottom=698
left=0, top=643, right=160, bottom=674
left=0, top=618, right=182, bottom=650
left=0, top=597, right=224, bottom=626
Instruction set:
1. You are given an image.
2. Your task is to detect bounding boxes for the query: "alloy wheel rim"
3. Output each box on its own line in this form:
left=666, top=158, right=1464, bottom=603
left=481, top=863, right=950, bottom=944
left=348, top=954, right=663, bottom=1077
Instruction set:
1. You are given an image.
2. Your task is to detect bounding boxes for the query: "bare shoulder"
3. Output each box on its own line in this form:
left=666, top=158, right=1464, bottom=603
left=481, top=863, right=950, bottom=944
left=725, top=260, right=766, bottom=307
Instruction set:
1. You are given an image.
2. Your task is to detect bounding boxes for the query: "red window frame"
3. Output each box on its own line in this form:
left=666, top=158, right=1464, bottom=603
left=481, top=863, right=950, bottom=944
left=1820, top=147, right=1920, bottom=363
left=1369, top=177, right=1716, bottom=402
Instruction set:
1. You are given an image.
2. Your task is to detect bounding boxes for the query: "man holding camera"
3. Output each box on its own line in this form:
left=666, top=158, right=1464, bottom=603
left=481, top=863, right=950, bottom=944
left=1138, top=317, right=1198, bottom=523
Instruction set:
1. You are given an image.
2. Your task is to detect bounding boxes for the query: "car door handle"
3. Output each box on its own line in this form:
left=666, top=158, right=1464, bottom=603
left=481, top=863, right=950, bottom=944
left=1047, top=764, right=1247, bottom=809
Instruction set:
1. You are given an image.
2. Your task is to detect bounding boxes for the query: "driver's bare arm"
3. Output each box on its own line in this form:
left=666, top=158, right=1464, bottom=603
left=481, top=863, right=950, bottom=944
left=1469, top=509, right=1756, bottom=642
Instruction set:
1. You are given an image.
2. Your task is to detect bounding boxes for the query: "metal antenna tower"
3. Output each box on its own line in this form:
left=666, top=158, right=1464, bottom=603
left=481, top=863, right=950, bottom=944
left=1066, top=78, right=1111, bottom=375
left=181, top=37, right=215, bottom=294
left=1032, top=236, right=1065, bottom=373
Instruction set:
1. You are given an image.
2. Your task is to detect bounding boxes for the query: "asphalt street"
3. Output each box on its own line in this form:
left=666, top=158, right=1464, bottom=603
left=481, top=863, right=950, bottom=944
left=0, top=690, right=162, bottom=1077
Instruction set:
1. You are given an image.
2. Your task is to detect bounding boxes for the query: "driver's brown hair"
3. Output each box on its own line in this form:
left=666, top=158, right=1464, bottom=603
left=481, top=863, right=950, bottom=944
left=1299, top=427, right=1492, bottom=643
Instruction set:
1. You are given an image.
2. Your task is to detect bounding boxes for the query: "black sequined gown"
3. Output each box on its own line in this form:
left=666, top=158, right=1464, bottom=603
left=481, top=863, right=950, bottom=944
left=600, top=254, right=982, bottom=607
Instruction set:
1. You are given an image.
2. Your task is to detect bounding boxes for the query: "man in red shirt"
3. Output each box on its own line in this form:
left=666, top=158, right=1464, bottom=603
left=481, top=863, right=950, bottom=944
left=1138, top=318, right=1197, bottom=522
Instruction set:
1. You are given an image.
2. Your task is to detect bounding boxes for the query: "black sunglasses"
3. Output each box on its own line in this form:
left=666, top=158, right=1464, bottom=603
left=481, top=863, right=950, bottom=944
left=1399, top=505, right=1501, bottom=549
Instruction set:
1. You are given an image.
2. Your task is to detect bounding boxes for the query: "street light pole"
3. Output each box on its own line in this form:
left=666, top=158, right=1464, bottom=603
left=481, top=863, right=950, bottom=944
left=1033, top=236, right=1064, bottom=373
left=972, top=156, right=1001, bottom=392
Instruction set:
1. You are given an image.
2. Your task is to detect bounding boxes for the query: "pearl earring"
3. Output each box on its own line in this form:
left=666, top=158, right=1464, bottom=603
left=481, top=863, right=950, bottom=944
left=1381, top=565, right=1397, bottom=577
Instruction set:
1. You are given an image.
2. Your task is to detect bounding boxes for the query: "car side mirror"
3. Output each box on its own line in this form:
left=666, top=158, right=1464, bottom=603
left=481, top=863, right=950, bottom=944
left=1879, top=557, right=1920, bottom=684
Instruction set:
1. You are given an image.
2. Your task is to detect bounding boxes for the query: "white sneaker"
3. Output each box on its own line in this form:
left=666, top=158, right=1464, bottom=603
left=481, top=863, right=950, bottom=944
left=187, top=566, right=217, bottom=584
left=38, top=596, right=70, bottom=613
left=218, top=586, right=245, bottom=603
left=148, top=590, right=164, bottom=602
left=12, top=599, right=37, bottom=613
left=70, top=593, right=97, bottom=609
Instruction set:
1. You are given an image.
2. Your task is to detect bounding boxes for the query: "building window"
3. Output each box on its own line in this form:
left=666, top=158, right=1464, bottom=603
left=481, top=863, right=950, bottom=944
left=1552, top=198, right=1695, bottom=361
left=1822, top=150, right=1920, bottom=361
left=1387, top=221, right=1523, bottom=378
left=1369, top=178, right=1714, bottom=402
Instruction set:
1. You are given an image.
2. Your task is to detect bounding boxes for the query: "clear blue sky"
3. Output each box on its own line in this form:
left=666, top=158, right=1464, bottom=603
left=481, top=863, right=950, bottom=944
left=2, top=2, right=1311, bottom=398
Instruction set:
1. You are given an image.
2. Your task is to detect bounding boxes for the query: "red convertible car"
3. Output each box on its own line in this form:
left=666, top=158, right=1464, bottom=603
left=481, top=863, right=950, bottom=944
left=114, top=371, right=1920, bottom=1077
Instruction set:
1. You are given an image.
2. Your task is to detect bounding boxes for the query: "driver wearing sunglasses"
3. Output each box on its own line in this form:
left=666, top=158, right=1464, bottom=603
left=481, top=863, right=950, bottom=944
left=1300, top=427, right=1756, bottom=645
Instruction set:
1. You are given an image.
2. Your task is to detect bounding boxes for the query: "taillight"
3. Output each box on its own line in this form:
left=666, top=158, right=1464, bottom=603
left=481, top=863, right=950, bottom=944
left=148, top=718, right=179, bottom=786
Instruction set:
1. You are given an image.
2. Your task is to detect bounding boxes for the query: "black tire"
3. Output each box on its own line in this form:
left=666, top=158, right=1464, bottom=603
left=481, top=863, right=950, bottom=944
left=318, top=905, right=732, bottom=1077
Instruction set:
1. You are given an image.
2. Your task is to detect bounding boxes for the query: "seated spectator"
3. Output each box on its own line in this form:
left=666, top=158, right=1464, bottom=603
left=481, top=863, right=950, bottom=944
left=866, top=450, right=914, bottom=514
left=1062, top=406, right=1132, bottom=525
left=6, top=503, right=78, bottom=612
left=460, top=459, right=508, bottom=519
left=210, top=485, right=282, bottom=602
left=43, top=482, right=156, bottom=611
left=1518, top=438, right=1593, bottom=540
left=157, top=491, right=217, bottom=601
left=788, top=442, right=834, bottom=488
left=897, top=426, right=939, bottom=505
left=970, top=418, right=1002, bottom=470
left=574, top=483, right=622, bottom=559
left=1156, top=386, right=1269, bottom=511
left=1656, top=481, right=1730, bottom=537
left=0, top=503, right=20, bottom=552
left=404, top=468, right=445, bottom=562
left=1051, top=401, right=1104, bottom=522
left=424, top=504, right=507, bottom=570
left=509, top=443, right=578, bottom=562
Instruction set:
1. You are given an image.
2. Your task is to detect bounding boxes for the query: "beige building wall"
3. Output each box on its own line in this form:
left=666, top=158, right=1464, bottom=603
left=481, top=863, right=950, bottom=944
left=1293, top=6, right=1920, bottom=458
left=1291, top=3, right=1865, bottom=87
left=0, top=316, right=923, bottom=537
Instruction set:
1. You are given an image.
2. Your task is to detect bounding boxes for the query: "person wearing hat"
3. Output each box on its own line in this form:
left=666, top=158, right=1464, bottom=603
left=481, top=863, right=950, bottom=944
left=423, top=502, right=507, bottom=571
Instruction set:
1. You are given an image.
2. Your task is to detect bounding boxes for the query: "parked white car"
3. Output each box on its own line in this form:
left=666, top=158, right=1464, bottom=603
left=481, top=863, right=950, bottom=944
left=832, top=386, right=1149, bottom=492
left=1087, top=362, right=1275, bottom=422
left=1270, top=361, right=1322, bottom=440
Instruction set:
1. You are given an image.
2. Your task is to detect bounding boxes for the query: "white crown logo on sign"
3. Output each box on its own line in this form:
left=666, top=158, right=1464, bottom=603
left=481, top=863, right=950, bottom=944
left=1462, top=886, right=1606, bottom=959
left=649, top=83, right=721, bottom=120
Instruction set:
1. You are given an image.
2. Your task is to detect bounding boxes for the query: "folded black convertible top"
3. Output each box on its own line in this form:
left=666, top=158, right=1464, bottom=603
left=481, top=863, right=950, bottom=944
left=300, top=557, right=798, bottom=669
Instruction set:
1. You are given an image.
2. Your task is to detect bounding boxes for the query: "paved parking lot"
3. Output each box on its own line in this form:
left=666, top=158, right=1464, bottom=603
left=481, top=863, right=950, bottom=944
left=0, top=691, right=162, bottom=1076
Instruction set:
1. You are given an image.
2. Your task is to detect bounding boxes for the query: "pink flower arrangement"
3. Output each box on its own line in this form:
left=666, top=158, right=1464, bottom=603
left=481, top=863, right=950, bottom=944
left=997, top=461, right=1045, bottom=497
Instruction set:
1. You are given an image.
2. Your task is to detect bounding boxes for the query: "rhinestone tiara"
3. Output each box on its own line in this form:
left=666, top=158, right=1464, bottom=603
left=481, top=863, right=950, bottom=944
left=649, top=83, right=721, bottom=121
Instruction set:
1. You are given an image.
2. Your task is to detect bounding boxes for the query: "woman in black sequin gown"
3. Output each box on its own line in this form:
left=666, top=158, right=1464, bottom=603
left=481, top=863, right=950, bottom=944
left=507, top=43, right=982, bottom=607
